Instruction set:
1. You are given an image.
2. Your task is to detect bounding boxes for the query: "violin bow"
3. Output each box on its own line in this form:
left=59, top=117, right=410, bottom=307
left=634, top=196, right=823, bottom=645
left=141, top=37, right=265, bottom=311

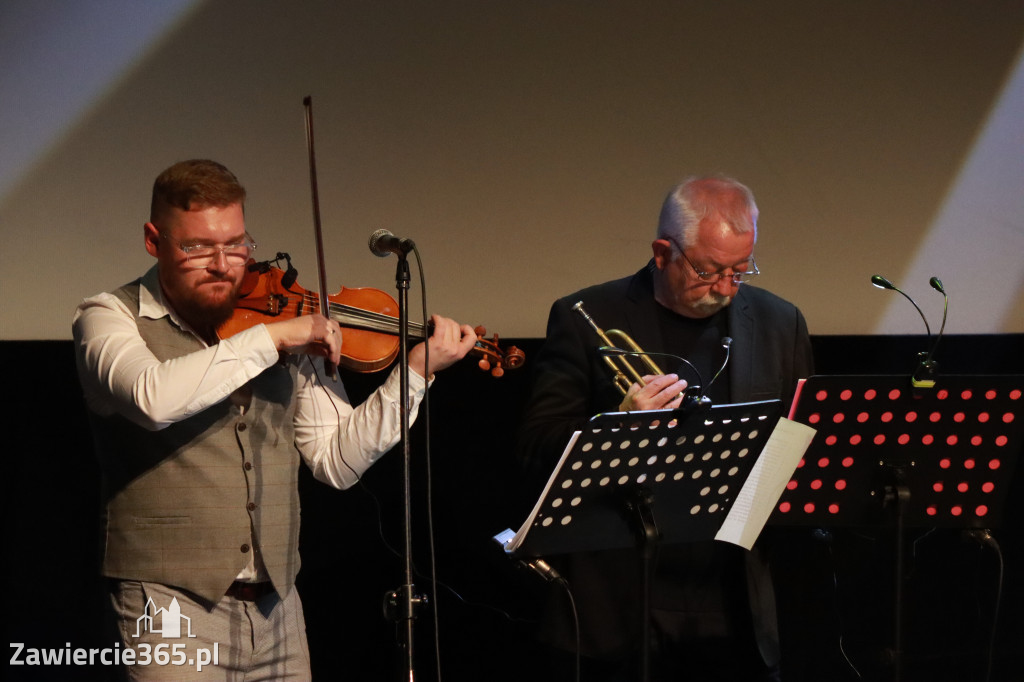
left=302, top=95, right=338, bottom=381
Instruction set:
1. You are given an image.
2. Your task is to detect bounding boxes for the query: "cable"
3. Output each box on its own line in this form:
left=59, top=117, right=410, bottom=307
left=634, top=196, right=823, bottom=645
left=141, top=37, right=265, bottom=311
left=964, top=530, right=1004, bottom=682
left=821, top=532, right=862, bottom=679
left=308, top=356, right=364, bottom=486
left=554, top=577, right=581, bottom=682
left=985, top=541, right=1004, bottom=682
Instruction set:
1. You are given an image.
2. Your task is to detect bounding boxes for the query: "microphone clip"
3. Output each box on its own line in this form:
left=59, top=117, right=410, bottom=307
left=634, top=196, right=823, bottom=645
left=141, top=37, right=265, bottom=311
left=912, top=352, right=937, bottom=389
left=680, top=389, right=712, bottom=414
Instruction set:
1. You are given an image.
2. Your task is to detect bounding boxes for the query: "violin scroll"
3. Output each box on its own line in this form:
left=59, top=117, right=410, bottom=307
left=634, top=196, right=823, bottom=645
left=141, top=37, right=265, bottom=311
left=473, top=326, right=525, bottom=378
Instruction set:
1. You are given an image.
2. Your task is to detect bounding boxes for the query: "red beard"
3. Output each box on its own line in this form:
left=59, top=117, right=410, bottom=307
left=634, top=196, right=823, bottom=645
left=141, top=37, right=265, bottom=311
left=173, top=275, right=242, bottom=339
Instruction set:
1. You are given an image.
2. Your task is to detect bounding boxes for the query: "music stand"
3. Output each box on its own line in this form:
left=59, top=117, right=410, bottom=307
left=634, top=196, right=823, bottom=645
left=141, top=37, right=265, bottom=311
left=769, top=374, right=1024, bottom=681
left=501, top=399, right=811, bottom=682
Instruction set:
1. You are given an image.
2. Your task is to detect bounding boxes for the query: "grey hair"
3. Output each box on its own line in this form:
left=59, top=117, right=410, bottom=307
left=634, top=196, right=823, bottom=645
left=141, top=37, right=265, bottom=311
left=656, top=175, right=759, bottom=251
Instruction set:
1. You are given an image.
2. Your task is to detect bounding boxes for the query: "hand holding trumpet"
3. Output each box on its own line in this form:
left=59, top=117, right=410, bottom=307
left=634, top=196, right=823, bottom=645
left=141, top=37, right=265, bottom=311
left=618, top=373, right=688, bottom=412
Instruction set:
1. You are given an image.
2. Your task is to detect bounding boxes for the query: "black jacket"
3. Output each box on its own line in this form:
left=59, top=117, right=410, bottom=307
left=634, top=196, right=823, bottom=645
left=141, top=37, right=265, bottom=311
left=517, top=262, right=814, bottom=663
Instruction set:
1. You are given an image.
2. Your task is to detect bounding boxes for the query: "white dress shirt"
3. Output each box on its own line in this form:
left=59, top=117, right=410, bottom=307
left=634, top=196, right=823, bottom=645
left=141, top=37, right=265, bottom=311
left=72, top=265, right=429, bottom=492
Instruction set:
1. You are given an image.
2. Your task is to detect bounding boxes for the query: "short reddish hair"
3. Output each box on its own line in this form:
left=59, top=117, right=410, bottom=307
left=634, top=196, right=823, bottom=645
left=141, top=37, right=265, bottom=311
left=150, top=159, right=246, bottom=224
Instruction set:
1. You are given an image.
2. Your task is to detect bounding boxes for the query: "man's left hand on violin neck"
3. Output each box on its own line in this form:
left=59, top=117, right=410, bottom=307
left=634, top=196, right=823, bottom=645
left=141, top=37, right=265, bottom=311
left=409, top=315, right=478, bottom=379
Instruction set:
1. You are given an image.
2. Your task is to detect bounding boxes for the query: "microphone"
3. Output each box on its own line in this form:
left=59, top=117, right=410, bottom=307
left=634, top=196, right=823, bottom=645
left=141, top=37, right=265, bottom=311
left=704, top=337, right=732, bottom=398
left=368, top=229, right=415, bottom=258
left=598, top=346, right=705, bottom=390
left=870, top=274, right=944, bottom=388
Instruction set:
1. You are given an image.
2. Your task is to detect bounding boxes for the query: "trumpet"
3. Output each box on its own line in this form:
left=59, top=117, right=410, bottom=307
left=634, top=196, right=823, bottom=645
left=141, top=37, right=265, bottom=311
left=571, top=301, right=664, bottom=396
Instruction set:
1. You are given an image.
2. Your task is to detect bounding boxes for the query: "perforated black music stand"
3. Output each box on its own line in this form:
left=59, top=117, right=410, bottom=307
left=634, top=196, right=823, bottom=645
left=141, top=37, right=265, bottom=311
left=503, top=400, right=789, bottom=682
left=769, top=374, right=1024, bottom=681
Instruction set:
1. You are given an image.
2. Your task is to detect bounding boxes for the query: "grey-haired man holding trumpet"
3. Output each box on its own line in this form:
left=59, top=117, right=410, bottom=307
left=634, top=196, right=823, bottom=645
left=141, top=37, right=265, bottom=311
left=517, top=175, right=813, bottom=682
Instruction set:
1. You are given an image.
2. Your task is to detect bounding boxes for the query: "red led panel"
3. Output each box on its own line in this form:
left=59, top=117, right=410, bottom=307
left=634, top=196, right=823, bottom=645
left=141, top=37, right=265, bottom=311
left=771, top=374, right=1023, bottom=528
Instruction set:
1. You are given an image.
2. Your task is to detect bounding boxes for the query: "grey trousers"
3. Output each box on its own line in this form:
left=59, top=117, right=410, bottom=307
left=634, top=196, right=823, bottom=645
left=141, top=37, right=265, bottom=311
left=108, top=580, right=311, bottom=681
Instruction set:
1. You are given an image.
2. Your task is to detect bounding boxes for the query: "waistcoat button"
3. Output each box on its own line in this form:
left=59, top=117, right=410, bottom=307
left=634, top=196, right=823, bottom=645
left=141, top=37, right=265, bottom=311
left=237, top=423, right=247, bottom=432
left=244, top=462, right=253, bottom=470
left=247, top=502, right=257, bottom=511
left=240, top=544, right=250, bottom=553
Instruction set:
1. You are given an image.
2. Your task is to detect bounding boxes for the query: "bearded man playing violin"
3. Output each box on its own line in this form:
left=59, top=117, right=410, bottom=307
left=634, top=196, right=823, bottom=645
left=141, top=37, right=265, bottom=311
left=73, top=158, right=477, bottom=680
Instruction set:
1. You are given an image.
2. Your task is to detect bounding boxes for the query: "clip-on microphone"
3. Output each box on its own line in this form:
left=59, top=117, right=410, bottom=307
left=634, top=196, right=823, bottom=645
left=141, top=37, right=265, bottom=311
left=599, top=337, right=732, bottom=412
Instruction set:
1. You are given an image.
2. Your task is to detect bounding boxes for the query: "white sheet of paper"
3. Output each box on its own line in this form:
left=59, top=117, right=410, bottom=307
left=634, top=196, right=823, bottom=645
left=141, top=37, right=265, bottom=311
left=715, top=417, right=817, bottom=549
left=502, top=430, right=582, bottom=553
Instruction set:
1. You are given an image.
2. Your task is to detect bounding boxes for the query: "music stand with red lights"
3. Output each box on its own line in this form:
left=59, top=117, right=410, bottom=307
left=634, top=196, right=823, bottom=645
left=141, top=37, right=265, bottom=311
left=770, top=374, right=1024, bottom=681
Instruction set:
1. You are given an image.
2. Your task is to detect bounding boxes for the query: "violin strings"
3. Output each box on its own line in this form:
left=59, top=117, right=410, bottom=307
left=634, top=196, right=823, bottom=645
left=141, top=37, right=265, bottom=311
left=298, top=293, right=427, bottom=336
left=326, top=300, right=427, bottom=335
left=261, top=292, right=491, bottom=353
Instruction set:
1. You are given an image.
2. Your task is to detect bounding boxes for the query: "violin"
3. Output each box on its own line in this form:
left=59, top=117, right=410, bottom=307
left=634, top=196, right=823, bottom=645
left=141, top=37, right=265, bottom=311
left=218, top=255, right=525, bottom=376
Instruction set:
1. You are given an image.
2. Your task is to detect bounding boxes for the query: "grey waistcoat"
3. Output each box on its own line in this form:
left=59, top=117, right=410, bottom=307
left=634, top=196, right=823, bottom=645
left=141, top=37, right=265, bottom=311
left=89, top=280, right=301, bottom=604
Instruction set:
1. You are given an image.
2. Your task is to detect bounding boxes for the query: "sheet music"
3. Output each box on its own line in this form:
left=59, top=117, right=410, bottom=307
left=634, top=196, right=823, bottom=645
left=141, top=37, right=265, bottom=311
left=715, top=417, right=816, bottom=549
left=503, top=430, right=582, bottom=553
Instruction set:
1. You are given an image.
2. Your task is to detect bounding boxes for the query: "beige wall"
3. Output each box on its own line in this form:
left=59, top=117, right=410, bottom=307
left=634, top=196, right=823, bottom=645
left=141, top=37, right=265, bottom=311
left=2, top=0, right=1022, bottom=340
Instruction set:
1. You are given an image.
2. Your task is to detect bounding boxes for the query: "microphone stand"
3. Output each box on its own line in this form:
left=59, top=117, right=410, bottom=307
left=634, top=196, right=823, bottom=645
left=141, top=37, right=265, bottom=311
left=383, top=251, right=424, bottom=681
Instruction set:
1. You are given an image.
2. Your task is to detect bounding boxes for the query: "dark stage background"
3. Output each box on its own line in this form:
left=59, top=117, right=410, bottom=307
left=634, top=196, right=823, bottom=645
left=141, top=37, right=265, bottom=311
left=5, top=334, right=1023, bottom=681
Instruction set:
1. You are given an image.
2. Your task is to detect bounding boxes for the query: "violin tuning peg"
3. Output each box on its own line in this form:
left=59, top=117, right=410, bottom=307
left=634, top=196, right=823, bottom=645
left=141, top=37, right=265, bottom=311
left=478, top=359, right=491, bottom=372
left=474, top=325, right=487, bottom=337
left=490, top=365, right=505, bottom=378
